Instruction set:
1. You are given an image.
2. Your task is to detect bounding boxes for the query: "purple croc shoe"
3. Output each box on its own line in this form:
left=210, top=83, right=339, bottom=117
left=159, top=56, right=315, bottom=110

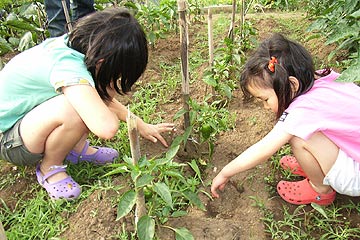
left=66, top=140, right=119, bottom=165
left=36, top=165, right=81, bottom=200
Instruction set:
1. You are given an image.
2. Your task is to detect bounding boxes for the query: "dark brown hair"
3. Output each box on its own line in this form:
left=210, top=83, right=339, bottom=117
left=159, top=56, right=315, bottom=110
left=68, top=8, right=148, bottom=101
left=240, top=33, right=330, bottom=119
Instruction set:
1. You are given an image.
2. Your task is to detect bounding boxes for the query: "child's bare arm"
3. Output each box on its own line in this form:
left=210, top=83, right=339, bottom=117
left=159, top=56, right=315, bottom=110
left=211, top=127, right=292, bottom=198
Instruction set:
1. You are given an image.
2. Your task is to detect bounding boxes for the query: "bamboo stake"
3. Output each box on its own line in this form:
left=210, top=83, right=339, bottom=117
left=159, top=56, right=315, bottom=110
left=227, top=0, right=237, bottom=40
left=177, top=0, right=190, bottom=131
left=0, top=221, right=7, bottom=240
left=126, top=107, right=147, bottom=224
left=241, top=0, right=245, bottom=35
left=208, top=8, right=214, bottom=67
left=207, top=7, right=216, bottom=97
left=61, top=0, right=73, bottom=32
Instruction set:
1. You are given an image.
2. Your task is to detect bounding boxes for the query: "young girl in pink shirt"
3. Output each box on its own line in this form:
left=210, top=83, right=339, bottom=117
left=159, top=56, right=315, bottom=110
left=211, top=33, right=360, bottom=205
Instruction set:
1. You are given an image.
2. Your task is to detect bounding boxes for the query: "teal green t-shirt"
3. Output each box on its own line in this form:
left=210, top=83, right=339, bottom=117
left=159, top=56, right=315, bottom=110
left=0, top=35, right=94, bottom=133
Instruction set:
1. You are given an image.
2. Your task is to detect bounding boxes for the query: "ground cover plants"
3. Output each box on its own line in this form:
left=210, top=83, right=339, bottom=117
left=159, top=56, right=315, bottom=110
left=1, top=0, right=360, bottom=239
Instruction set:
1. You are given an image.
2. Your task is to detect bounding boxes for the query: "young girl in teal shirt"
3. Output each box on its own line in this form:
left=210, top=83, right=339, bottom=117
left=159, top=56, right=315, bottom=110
left=0, top=8, right=174, bottom=200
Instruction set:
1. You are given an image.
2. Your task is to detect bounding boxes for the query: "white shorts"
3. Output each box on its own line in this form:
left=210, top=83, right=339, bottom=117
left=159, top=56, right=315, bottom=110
left=323, top=149, right=360, bottom=196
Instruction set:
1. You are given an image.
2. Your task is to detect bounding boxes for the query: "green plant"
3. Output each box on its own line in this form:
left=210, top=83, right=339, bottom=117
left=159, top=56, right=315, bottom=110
left=105, top=137, right=206, bottom=239
left=125, top=0, right=178, bottom=46
left=306, top=0, right=360, bottom=82
left=0, top=1, right=46, bottom=56
left=174, top=95, right=235, bottom=159
left=203, top=20, right=257, bottom=100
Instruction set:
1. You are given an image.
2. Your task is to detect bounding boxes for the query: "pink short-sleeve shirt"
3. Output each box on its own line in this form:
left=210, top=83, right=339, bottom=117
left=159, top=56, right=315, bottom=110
left=274, top=70, right=360, bottom=163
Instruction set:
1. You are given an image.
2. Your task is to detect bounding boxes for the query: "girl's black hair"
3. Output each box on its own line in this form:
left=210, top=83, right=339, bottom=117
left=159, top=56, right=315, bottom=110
left=240, top=33, right=330, bottom=119
left=68, top=8, right=148, bottom=101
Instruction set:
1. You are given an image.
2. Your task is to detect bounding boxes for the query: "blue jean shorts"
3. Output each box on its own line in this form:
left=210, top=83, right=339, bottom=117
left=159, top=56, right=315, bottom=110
left=0, top=119, right=43, bottom=166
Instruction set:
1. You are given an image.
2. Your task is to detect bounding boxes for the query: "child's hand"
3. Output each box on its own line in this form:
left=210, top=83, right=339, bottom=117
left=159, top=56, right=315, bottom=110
left=137, top=119, right=175, bottom=147
left=211, top=173, right=230, bottom=198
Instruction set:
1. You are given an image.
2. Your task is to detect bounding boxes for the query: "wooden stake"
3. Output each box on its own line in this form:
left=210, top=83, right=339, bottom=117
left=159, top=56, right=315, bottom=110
left=177, top=0, right=190, bottom=131
left=227, top=0, right=237, bottom=40
left=0, top=221, right=7, bottom=240
left=126, top=107, right=146, bottom=223
left=61, top=0, right=73, bottom=32
left=208, top=8, right=214, bottom=67
left=207, top=7, right=216, bottom=97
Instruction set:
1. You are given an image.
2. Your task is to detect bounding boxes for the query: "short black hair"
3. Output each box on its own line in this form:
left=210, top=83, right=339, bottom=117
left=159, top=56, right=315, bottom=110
left=68, top=8, right=148, bottom=101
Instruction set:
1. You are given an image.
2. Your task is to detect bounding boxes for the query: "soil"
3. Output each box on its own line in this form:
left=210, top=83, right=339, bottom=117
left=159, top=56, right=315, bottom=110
left=1, top=11, right=359, bottom=240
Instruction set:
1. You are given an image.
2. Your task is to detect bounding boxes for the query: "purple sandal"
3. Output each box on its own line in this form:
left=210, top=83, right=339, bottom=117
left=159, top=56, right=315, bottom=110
left=36, top=165, right=81, bottom=200
left=66, top=140, right=119, bottom=165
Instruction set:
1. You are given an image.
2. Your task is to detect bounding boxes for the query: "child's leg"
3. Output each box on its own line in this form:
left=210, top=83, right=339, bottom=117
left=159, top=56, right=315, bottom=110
left=289, top=132, right=339, bottom=194
left=20, top=95, right=89, bottom=183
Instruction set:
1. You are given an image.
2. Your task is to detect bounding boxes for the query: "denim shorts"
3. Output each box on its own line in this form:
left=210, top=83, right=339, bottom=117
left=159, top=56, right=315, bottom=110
left=0, top=119, right=43, bottom=166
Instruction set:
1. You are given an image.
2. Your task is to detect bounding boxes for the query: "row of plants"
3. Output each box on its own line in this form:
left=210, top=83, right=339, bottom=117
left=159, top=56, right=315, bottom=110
left=305, top=0, right=360, bottom=83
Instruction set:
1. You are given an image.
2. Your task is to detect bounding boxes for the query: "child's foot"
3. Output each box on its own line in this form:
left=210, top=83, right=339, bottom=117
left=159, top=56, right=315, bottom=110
left=36, top=164, right=81, bottom=200
left=66, top=140, right=119, bottom=164
left=277, top=178, right=335, bottom=206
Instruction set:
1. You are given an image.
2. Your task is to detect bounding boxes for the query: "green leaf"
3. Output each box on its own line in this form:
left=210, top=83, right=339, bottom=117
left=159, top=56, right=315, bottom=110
left=174, top=227, right=194, bottom=240
left=326, top=27, right=359, bottom=45
left=116, top=190, right=136, bottom=220
left=4, top=19, right=41, bottom=32
left=136, top=174, right=154, bottom=188
left=203, top=75, right=217, bottom=87
left=182, top=190, right=205, bottom=211
left=0, top=37, right=13, bottom=55
left=170, top=135, right=185, bottom=149
left=350, top=9, right=360, bottom=18
left=163, top=170, right=185, bottom=179
left=335, top=60, right=360, bottom=83
left=103, top=165, right=129, bottom=177
left=311, top=203, right=328, bottom=219
left=137, top=215, right=155, bottom=240
left=173, top=108, right=187, bottom=120
left=188, top=160, right=203, bottom=184
left=154, top=182, right=173, bottom=208
left=166, top=145, right=180, bottom=160
left=171, top=210, right=188, bottom=217
left=183, top=126, right=192, bottom=144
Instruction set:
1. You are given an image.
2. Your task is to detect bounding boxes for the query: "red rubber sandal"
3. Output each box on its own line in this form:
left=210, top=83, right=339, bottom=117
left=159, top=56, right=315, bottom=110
left=277, top=178, right=335, bottom=206
left=66, top=140, right=119, bottom=165
left=279, top=155, right=306, bottom=177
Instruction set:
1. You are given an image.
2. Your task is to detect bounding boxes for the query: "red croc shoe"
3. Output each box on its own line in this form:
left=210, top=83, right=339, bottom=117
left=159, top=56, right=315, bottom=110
left=279, top=155, right=306, bottom=177
left=277, top=178, right=335, bottom=206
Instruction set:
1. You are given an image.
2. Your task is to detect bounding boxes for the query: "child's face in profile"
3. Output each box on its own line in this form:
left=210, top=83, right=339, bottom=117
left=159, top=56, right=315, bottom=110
left=247, top=84, right=278, bottom=114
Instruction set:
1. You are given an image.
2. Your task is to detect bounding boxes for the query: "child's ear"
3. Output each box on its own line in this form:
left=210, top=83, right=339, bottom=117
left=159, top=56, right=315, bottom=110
left=289, top=76, right=300, bottom=92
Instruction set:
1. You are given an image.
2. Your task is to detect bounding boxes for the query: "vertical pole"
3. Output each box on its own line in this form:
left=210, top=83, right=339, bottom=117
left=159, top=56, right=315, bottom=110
left=227, top=0, right=236, bottom=41
left=126, top=107, right=146, bottom=224
left=208, top=8, right=214, bottom=67
left=0, top=221, right=7, bottom=240
left=207, top=7, right=216, bottom=97
left=177, top=0, right=190, bottom=131
left=241, top=0, right=245, bottom=36
left=61, top=0, right=73, bottom=32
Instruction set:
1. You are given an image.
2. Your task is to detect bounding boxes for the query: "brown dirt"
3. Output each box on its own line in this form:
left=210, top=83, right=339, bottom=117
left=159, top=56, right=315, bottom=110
left=1, top=11, right=359, bottom=240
